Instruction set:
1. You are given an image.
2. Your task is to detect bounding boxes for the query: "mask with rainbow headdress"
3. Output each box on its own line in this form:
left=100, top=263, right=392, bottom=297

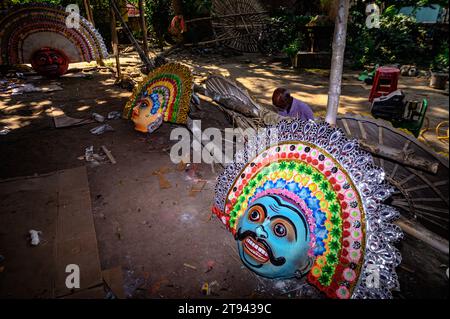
left=213, top=119, right=403, bottom=299
left=124, top=63, right=193, bottom=134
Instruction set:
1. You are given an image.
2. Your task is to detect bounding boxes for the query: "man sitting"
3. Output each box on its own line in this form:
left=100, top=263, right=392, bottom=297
left=272, top=87, right=314, bottom=121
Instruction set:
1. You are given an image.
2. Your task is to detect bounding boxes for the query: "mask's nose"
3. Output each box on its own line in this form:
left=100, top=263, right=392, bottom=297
left=255, top=225, right=268, bottom=239
left=44, top=54, right=53, bottom=64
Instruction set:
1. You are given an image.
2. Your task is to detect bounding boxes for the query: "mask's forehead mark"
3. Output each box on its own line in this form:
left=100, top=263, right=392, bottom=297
left=269, top=203, right=281, bottom=213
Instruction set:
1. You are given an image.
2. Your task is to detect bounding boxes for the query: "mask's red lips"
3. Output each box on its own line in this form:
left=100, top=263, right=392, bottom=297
left=243, top=236, right=269, bottom=263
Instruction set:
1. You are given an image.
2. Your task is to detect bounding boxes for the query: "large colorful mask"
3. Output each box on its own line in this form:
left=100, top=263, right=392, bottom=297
left=123, top=63, right=193, bottom=133
left=213, top=119, right=403, bottom=299
left=31, top=48, right=69, bottom=78
left=0, top=3, right=108, bottom=77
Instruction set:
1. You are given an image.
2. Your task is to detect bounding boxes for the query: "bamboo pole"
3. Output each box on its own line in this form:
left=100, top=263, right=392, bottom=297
left=325, top=0, right=350, bottom=126
left=138, top=0, right=149, bottom=57
left=110, top=5, right=121, bottom=78
left=84, top=0, right=104, bottom=66
left=395, top=217, right=449, bottom=255
left=185, top=11, right=269, bottom=24
left=358, top=140, right=440, bottom=174
left=183, top=31, right=262, bottom=47
left=110, top=0, right=154, bottom=72
left=83, top=0, right=90, bottom=22
left=83, top=0, right=94, bottom=25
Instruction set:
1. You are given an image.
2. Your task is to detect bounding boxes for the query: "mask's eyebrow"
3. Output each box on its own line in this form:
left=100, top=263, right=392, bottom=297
left=269, top=215, right=298, bottom=241
left=247, top=203, right=267, bottom=220
left=267, top=195, right=308, bottom=241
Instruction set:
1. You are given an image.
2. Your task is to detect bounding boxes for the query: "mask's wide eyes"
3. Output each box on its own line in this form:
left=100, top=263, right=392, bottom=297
left=140, top=100, right=149, bottom=108
left=270, top=218, right=296, bottom=242
left=249, top=210, right=259, bottom=221
left=247, top=205, right=265, bottom=223
left=273, top=223, right=287, bottom=237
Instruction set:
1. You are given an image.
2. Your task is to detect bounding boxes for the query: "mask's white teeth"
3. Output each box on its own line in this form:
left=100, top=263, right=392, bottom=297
left=244, top=236, right=268, bottom=261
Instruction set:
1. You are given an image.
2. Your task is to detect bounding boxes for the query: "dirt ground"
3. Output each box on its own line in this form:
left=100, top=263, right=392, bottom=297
left=0, top=49, right=448, bottom=299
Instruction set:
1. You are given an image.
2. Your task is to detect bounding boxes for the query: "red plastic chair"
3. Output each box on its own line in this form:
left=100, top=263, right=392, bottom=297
left=369, top=67, right=400, bottom=102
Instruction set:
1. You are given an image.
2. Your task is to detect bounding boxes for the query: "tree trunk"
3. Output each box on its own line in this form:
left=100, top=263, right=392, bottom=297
left=325, top=0, right=350, bottom=126
left=138, top=0, right=149, bottom=57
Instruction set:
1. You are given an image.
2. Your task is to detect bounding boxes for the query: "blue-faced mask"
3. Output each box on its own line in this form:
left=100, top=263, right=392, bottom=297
left=235, top=194, right=312, bottom=279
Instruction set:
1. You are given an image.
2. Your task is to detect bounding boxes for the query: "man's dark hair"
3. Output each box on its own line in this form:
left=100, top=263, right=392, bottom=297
left=272, top=87, right=291, bottom=107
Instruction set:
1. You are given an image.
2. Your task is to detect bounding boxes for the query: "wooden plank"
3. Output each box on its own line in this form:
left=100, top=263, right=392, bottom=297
left=102, top=266, right=125, bottom=299
left=0, top=167, right=102, bottom=298
left=0, top=173, right=58, bottom=298
left=62, top=285, right=105, bottom=299
left=54, top=166, right=102, bottom=297
left=51, top=107, right=95, bottom=128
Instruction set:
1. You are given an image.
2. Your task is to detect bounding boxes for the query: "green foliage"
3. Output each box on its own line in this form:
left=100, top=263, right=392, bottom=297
left=261, top=7, right=311, bottom=55
left=431, top=45, right=449, bottom=71
left=383, top=5, right=398, bottom=17
left=144, top=0, right=172, bottom=48
left=182, top=0, right=211, bottom=18
left=347, top=7, right=428, bottom=68
left=282, top=38, right=302, bottom=58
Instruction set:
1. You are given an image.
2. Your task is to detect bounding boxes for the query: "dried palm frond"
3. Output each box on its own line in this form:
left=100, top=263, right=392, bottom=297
left=204, top=75, right=286, bottom=130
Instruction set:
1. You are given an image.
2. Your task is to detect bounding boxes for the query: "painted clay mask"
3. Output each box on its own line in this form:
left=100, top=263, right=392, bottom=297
left=131, top=91, right=163, bottom=133
left=236, top=194, right=312, bottom=279
left=213, top=119, right=403, bottom=299
left=31, top=48, right=69, bottom=77
left=123, top=63, right=193, bottom=128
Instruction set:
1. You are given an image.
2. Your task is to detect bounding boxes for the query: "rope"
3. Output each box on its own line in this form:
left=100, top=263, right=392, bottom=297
left=436, top=121, right=449, bottom=142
